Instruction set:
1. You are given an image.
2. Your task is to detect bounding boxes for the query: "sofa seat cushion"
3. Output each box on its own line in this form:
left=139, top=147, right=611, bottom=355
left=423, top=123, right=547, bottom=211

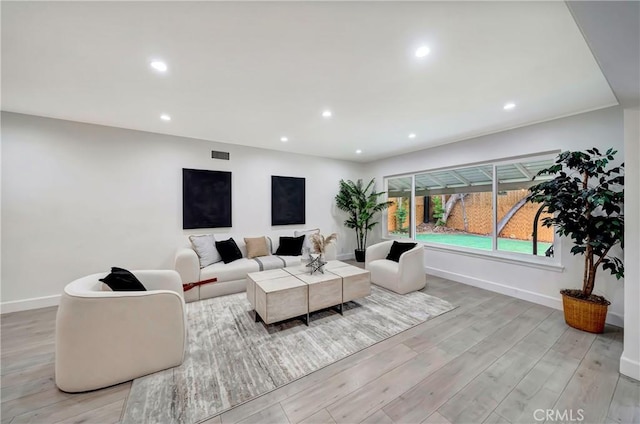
left=278, top=256, right=303, bottom=267
left=251, top=255, right=300, bottom=271
left=201, top=258, right=260, bottom=282
left=367, top=259, right=399, bottom=284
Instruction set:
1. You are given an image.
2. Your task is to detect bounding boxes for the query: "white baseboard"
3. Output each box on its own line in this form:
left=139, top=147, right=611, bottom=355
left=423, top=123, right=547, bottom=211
left=1, top=294, right=60, bottom=314
left=620, top=352, right=640, bottom=381
left=1, top=259, right=358, bottom=314
left=425, top=266, right=624, bottom=327
left=607, top=311, right=625, bottom=328
left=337, top=253, right=355, bottom=261
left=1, top=265, right=623, bottom=329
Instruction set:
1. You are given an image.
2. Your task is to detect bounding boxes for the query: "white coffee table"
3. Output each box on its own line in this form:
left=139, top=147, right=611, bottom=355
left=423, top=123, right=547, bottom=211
left=326, top=265, right=371, bottom=303
left=248, top=272, right=309, bottom=325
left=246, top=261, right=370, bottom=326
left=293, top=271, right=343, bottom=314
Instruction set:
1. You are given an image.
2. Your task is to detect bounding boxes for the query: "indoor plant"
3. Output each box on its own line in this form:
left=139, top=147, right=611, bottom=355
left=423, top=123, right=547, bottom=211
left=335, top=179, right=393, bottom=262
left=528, top=148, right=624, bottom=333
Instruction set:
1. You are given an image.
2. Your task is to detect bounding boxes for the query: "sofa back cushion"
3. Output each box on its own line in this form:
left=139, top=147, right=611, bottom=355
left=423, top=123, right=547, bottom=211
left=215, top=238, right=244, bottom=264
left=275, top=235, right=305, bottom=256
left=189, top=234, right=222, bottom=268
left=244, top=236, right=270, bottom=258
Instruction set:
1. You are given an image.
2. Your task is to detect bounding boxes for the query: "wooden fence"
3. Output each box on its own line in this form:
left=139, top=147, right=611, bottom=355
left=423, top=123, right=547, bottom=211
left=388, top=191, right=554, bottom=243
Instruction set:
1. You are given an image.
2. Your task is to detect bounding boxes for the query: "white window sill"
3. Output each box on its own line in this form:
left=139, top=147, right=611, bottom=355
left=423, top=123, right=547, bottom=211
left=382, top=237, right=564, bottom=272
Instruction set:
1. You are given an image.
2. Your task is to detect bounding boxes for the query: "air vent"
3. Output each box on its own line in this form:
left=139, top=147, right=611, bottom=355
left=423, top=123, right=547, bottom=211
left=211, top=150, right=230, bottom=160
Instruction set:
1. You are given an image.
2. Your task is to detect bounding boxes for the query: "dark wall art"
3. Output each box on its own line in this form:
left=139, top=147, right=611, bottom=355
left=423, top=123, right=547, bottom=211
left=271, top=176, right=305, bottom=226
left=183, top=168, right=232, bottom=229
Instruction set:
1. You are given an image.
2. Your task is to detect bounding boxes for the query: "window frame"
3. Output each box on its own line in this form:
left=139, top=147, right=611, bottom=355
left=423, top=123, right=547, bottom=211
left=384, top=174, right=415, bottom=240
left=382, top=152, right=562, bottom=269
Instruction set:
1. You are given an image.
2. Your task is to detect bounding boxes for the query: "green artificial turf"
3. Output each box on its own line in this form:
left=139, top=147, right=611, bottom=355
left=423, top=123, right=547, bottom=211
left=392, top=232, right=552, bottom=256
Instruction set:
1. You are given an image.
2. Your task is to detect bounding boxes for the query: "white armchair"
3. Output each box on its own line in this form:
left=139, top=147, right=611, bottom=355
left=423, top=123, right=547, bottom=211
left=55, top=270, right=187, bottom=393
left=365, top=241, right=426, bottom=294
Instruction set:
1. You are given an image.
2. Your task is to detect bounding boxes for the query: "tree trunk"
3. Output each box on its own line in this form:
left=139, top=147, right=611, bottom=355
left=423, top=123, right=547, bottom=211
left=363, top=223, right=368, bottom=250
left=442, top=194, right=464, bottom=224
left=497, top=196, right=528, bottom=235
left=583, top=245, right=596, bottom=297
left=460, top=195, right=468, bottom=231
left=581, top=170, right=595, bottom=297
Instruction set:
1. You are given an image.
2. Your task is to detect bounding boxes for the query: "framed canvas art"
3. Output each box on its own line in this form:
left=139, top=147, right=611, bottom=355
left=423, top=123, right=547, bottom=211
left=183, top=168, right=232, bottom=229
left=271, top=176, right=305, bottom=225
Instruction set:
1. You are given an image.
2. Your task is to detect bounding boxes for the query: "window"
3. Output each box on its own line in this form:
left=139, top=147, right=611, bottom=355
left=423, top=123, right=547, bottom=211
left=387, top=176, right=413, bottom=239
left=384, top=154, right=557, bottom=260
left=495, top=161, right=555, bottom=257
left=414, top=166, right=494, bottom=251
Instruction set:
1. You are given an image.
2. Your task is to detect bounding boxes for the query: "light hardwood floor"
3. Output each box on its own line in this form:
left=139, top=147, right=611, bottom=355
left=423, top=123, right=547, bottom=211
left=1, top=270, right=638, bottom=424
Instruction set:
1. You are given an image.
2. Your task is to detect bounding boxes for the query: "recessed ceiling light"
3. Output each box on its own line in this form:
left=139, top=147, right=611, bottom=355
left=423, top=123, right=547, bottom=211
left=408, top=133, right=416, bottom=139
left=503, top=102, right=516, bottom=110
left=150, top=61, right=168, bottom=72
left=415, top=46, right=431, bottom=58
left=160, top=114, right=171, bottom=121
left=322, top=110, right=332, bottom=118
left=355, top=149, right=362, bottom=154
left=280, top=136, right=288, bottom=142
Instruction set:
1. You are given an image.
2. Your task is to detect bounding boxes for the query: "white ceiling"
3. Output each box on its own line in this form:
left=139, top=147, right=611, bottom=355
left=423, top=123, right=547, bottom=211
left=1, top=1, right=617, bottom=162
left=567, top=1, right=640, bottom=109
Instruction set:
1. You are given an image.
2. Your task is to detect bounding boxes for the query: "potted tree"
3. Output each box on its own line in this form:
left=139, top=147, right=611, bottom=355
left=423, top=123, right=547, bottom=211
left=528, top=148, right=624, bottom=333
left=335, top=179, right=393, bottom=262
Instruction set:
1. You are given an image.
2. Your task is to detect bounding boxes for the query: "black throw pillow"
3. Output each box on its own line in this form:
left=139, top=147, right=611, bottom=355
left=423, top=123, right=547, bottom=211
left=386, top=241, right=418, bottom=262
left=99, top=267, right=147, bottom=291
left=275, top=235, right=305, bottom=256
left=215, top=238, right=243, bottom=264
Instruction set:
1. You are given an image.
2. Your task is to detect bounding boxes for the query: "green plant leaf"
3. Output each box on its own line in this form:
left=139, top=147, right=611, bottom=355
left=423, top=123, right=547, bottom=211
left=335, top=178, right=392, bottom=250
left=528, top=148, right=624, bottom=295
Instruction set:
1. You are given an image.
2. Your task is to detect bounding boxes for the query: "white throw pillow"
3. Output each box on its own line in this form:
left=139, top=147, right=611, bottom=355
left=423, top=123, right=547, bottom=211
left=189, top=234, right=222, bottom=268
left=294, top=228, right=320, bottom=252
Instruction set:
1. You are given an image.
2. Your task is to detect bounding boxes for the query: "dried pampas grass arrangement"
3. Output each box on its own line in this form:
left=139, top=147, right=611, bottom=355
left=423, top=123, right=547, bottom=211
left=310, top=233, right=337, bottom=254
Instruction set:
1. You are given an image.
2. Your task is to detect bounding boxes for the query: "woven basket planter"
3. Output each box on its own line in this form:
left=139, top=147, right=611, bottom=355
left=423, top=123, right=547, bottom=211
left=561, top=291, right=609, bottom=334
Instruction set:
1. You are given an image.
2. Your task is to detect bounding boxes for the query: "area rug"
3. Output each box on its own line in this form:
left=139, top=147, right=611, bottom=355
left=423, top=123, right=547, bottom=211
left=122, top=286, right=455, bottom=424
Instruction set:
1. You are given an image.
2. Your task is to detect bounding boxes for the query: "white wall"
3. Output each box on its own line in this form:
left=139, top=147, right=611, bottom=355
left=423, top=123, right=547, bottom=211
left=1, top=112, right=363, bottom=311
left=621, top=108, right=639, bottom=380
left=365, top=106, right=626, bottom=325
